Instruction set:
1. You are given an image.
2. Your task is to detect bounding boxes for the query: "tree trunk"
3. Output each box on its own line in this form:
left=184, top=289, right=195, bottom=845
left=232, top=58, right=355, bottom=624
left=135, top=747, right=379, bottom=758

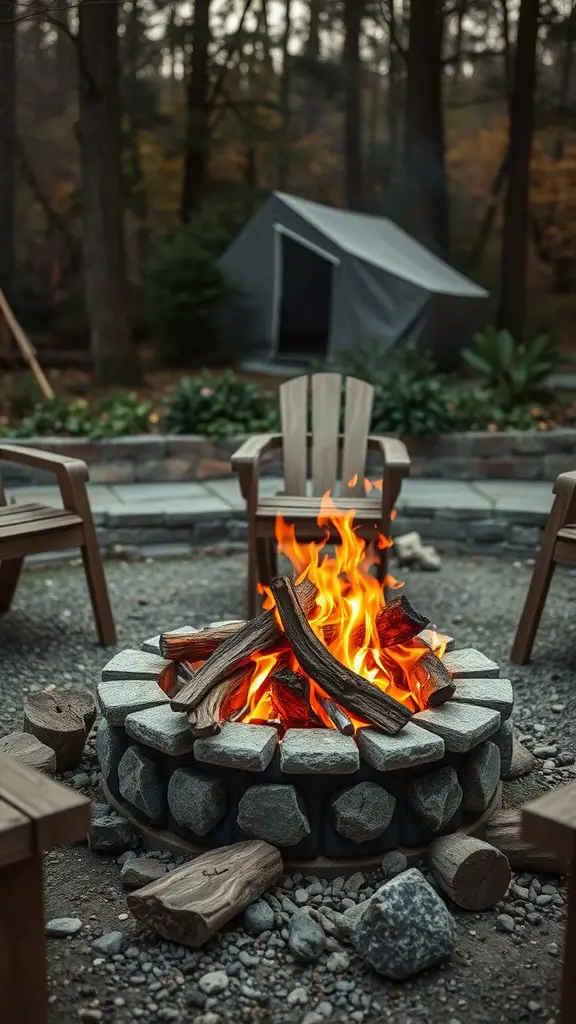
left=387, top=0, right=402, bottom=186
left=497, top=0, right=539, bottom=339
left=180, top=0, right=211, bottom=220
left=78, top=0, right=141, bottom=385
left=404, top=0, right=448, bottom=255
left=305, top=0, right=321, bottom=61
left=0, top=0, right=16, bottom=284
left=53, top=0, right=74, bottom=110
left=277, top=0, right=293, bottom=191
left=342, top=0, right=363, bottom=209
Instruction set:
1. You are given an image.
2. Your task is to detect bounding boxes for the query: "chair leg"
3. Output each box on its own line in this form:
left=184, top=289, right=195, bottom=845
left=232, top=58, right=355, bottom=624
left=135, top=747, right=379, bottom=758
left=0, top=853, right=47, bottom=1024
left=0, top=557, right=23, bottom=614
left=510, top=556, right=556, bottom=665
left=80, top=527, right=116, bottom=646
left=257, top=538, right=277, bottom=586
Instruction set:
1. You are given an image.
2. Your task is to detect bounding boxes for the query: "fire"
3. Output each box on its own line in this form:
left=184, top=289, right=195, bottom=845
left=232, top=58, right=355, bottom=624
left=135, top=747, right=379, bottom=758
left=222, top=492, right=449, bottom=733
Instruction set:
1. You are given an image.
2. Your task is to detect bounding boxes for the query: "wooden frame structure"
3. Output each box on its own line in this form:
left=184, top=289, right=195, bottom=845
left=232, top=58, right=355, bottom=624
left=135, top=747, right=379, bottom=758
left=0, top=444, right=116, bottom=645
left=511, top=470, right=576, bottom=664
left=0, top=751, right=90, bottom=1023
left=232, top=373, right=411, bottom=617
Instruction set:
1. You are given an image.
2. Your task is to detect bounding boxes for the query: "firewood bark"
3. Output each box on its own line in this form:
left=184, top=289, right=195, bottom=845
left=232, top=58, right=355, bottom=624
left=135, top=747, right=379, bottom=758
left=171, top=578, right=316, bottom=712
left=160, top=622, right=243, bottom=661
left=23, top=690, right=96, bottom=771
left=270, top=576, right=412, bottom=735
left=428, top=835, right=511, bottom=911
left=320, top=699, right=354, bottom=735
left=187, top=668, right=251, bottom=738
left=485, top=809, right=566, bottom=874
left=0, top=731, right=57, bottom=775
left=127, top=840, right=283, bottom=947
left=407, top=649, right=455, bottom=709
left=269, top=667, right=322, bottom=729
left=322, top=595, right=429, bottom=649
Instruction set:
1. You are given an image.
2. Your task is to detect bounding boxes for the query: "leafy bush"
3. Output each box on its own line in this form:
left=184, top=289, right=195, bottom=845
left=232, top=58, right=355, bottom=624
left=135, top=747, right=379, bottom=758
left=165, top=370, right=278, bottom=439
left=371, top=347, right=456, bottom=436
left=462, top=327, right=560, bottom=409
left=137, top=222, right=239, bottom=367
left=4, top=393, right=156, bottom=439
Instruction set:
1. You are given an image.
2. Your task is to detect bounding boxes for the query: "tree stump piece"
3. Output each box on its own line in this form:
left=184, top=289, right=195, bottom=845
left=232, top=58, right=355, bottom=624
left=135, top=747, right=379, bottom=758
left=23, top=690, right=97, bottom=771
left=127, top=840, right=283, bottom=947
left=428, top=834, right=511, bottom=910
left=0, top=731, right=57, bottom=774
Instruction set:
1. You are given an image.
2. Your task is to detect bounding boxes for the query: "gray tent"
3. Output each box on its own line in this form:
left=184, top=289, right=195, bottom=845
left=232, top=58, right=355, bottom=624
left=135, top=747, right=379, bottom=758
left=220, top=192, right=488, bottom=372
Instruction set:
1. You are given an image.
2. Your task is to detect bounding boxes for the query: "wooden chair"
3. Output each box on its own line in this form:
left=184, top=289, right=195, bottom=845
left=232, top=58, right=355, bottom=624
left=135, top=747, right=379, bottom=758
left=0, top=444, right=116, bottom=645
left=0, top=751, right=91, bottom=1024
left=523, top=783, right=576, bottom=1024
left=511, top=470, right=576, bottom=664
left=232, top=373, right=411, bottom=618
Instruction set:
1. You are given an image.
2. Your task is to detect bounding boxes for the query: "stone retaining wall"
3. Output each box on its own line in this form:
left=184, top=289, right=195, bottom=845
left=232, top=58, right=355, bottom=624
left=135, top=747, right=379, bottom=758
left=3, top=428, right=576, bottom=487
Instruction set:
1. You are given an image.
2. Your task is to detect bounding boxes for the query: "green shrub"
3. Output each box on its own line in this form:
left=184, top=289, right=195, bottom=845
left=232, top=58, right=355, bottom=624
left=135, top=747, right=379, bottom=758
left=461, top=326, right=560, bottom=409
left=371, top=347, right=455, bottom=436
left=137, top=222, right=239, bottom=367
left=165, top=370, right=278, bottom=439
left=6, top=392, right=156, bottom=439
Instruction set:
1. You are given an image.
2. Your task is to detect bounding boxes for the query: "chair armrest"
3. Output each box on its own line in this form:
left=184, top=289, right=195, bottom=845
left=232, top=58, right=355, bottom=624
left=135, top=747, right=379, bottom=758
left=367, top=436, right=411, bottom=473
left=522, top=780, right=576, bottom=867
left=554, top=470, right=576, bottom=498
left=0, top=443, right=89, bottom=512
left=231, top=434, right=283, bottom=467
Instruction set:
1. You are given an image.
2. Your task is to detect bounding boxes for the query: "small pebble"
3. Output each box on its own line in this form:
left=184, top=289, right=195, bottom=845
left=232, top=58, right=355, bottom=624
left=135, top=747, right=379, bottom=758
left=496, top=914, right=515, bottom=933
left=46, top=918, right=83, bottom=938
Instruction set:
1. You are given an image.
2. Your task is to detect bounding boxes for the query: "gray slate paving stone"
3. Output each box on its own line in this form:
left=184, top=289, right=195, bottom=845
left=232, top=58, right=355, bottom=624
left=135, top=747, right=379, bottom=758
left=280, top=729, right=359, bottom=775
left=406, top=765, right=462, bottom=831
left=117, top=745, right=165, bottom=821
left=237, top=784, right=311, bottom=846
left=194, top=721, right=277, bottom=771
left=460, top=740, right=501, bottom=813
left=494, top=718, right=514, bottom=778
left=141, top=625, right=196, bottom=656
left=352, top=868, right=456, bottom=979
left=331, top=782, right=396, bottom=843
left=442, top=647, right=500, bottom=679
left=357, top=722, right=445, bottom=771
left=97, top=678, right=169, bottom=726
left=167, top=768, right=227, bottom=836
left=288, top=910, right=327, bottom=961
left=414, top=702, right=501, bottom=753
left=125, top=704, right=195, bottom=756
left=451, top=677, right=514, bottom=720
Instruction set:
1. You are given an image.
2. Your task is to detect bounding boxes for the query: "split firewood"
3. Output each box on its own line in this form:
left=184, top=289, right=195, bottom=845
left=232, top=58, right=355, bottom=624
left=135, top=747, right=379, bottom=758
left=270, top=575, right=412, bottom=735
left=23, top=689, right=96, bottom=771
left=321, top=595, right=429, bottom=650
left=0, top=731, right=57, bottom=775
left=406, top=649, right=455, bottom=709
left=160, top=622, right=244, bottom=661
left=428, top=835, right=511, bottom=911
left=270, top=667, right=322, bottom=729
left=320, top=699, right=354, bottom=736
left=127, top=840, right=283, bottom=947
left=485, top=809, right=566, bottom=874
left=271, top=667, right=353, bottom=734
left=186, top=668, right=252, bottom=738
left=171, top=578, right=317, bottom=712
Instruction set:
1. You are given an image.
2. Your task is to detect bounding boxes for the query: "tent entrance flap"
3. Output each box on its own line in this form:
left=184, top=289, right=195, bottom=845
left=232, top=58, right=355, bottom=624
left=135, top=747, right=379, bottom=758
left=272, top=227, right=338, bottom=360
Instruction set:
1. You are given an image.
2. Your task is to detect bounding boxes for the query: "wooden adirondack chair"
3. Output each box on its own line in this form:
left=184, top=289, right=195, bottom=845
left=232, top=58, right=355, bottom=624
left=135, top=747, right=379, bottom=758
left=511, top=470, right=576, bottom=664
left=232, top=373, right=411, bottom=617
left=0, top=444, right=116, bottom=645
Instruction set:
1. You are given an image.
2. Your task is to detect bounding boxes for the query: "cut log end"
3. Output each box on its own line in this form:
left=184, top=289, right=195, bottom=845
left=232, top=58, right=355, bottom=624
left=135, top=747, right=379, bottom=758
left=408, top=650, right=455, bottom=710
left=429, top=834, right=511, bottom=911
left=23, top=689, right=96, bottom=772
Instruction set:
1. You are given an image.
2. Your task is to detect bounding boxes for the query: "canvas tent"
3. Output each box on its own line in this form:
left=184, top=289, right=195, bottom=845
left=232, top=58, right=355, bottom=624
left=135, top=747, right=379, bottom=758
left=219, top=192, right=489, bottom=371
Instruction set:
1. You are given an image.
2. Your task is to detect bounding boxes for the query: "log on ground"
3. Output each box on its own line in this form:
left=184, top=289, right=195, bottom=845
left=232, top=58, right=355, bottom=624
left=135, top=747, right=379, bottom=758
left=0, top=731, right=57, bottom=774
left=127, top=840, right=283, bottom=947
left=485, top=809, right=567, bottom=874
left=23, top=689, right=96, bottom=771
left=428, top=834, right=510, bottom=910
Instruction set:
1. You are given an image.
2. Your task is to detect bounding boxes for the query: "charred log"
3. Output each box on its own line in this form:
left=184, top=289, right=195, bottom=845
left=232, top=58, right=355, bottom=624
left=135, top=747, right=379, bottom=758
left=407, top=649, right=455, bottom=709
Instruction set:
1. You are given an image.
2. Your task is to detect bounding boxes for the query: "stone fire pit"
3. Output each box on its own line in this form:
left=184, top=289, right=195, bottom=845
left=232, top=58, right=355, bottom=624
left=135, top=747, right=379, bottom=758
left=96, top=628, right=513, bottom=871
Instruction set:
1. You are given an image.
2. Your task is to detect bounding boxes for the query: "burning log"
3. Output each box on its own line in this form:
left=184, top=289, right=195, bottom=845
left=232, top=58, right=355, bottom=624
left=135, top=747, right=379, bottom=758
left=271, top=667, right=353, bottom=734
left=321, top=699, right=354, bottom=736
left=160, top=622, right=244, bottom=661
left=270, top=575, right=412, bottom=735
left=270, top=667, right=323, bottom=729
left=187, top=668, right=252, bottom=738
left=407, top=650, right=455, bottom=710
left=322, top=596, right=429, bottom=650
left=23, top=689, right=96, bottom=771
left=428, top=835, right=511, bottom=911
left=171, top=578, right=317, bottom=712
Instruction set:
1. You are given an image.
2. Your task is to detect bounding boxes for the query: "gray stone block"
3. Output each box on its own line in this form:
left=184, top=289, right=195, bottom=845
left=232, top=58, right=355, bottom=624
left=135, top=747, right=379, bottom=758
left=237, top=784, right=310, bottom=846
left=357, top=723, right=445, bottom=772
left=413, top=703, right=501, bottom=753
left=168, top=768, right=227, bottom=836
left=125, top=704, right=195, bottom=756
left=331, top=782, right=396, bottom=843
left=460, top=741, right=501, bottom=813
left=117, top=745, right=165, bottom=821
left=194, top=722, right=277, bottom=771
left=451, top=677, right=514, bottom=720
left=280, top=729, right=359, bottom=775
left=101, top=648, right=174, bottom=687
left=406, top=765, right=462, bottom=831
left=442, top=648, right=500, bottom=679
left=89, top=814, right=135, bottom=853
left=468, top=519, right=508, bottom=543
left=95, top=718, right=129, bottom=783
left=97, top=679, right=169, bottom=726
left=493, top=718, right=514, bottom=777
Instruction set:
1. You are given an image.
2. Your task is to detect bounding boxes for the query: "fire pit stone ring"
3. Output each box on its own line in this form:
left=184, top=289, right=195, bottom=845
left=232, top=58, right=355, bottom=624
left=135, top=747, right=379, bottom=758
left=96, top=630, right=514, bottom=870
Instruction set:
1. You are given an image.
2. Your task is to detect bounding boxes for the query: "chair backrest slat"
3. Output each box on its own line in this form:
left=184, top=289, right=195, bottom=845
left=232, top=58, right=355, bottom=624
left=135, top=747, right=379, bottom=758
left=279, top=375, right=309, bottom=495
left=311, top=373, right=342, bottom=496
left=341, top=377, right=374, bottom=497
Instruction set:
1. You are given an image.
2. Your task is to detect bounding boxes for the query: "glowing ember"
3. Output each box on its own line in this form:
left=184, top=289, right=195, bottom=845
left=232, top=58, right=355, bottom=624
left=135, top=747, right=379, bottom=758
left=221, top=493, right=449, bottom=733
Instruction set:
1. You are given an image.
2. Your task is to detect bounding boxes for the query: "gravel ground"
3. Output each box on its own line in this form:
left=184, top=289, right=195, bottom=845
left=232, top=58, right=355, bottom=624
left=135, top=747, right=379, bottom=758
left=1, top=550, right=576, bottom=1024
